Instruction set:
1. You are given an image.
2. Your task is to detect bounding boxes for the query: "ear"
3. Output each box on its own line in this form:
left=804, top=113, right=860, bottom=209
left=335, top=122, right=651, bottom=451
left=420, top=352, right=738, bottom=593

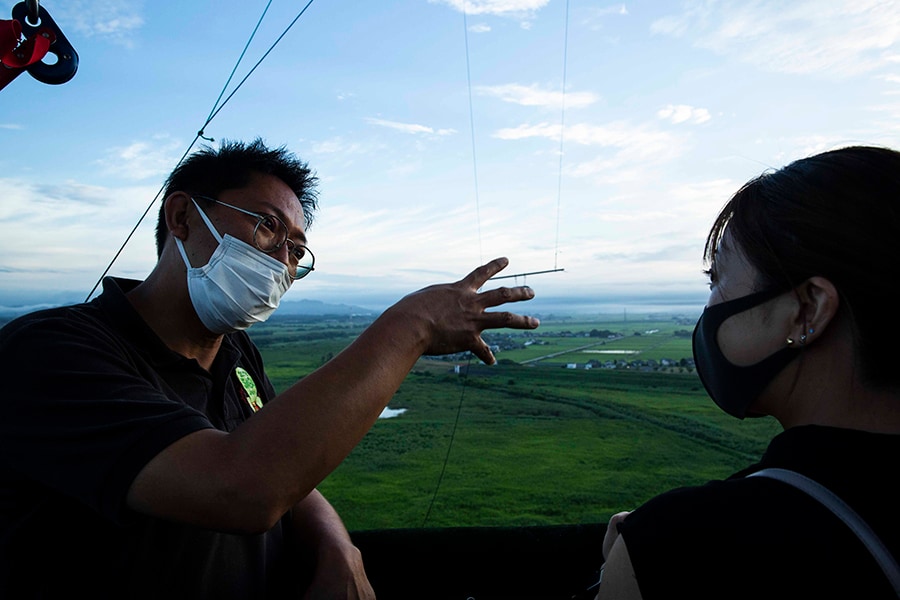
left=163, top=192, right=193, bottom=242
left=791, top=276, right=840, bottom=346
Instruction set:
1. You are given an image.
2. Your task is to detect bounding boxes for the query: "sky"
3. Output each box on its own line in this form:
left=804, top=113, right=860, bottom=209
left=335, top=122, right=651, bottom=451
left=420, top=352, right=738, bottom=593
left=2, top=0, right=900, bottom=314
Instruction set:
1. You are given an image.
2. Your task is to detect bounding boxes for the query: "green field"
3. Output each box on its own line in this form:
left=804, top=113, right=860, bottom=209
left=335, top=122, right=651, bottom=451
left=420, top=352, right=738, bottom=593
left=249, top=314, right=782, bottom=530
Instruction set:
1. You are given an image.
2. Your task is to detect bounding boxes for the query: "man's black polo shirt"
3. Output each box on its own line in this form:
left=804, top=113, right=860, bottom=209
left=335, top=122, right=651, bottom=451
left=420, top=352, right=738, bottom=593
left=0, top=277, right=293, bottom=598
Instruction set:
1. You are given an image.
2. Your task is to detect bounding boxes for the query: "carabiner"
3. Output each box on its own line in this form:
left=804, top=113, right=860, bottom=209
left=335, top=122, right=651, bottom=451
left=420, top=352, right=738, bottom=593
left=11, top=1, right=77, bottom=85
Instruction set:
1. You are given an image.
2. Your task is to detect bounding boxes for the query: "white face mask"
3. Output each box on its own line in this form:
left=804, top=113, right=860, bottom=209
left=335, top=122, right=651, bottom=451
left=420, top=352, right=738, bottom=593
left=175, top=198, right=292, bottom=334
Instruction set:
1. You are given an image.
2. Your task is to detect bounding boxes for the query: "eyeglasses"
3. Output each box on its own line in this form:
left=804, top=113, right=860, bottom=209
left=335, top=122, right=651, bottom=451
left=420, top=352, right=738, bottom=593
left=193, top=195, right=315, bottom=280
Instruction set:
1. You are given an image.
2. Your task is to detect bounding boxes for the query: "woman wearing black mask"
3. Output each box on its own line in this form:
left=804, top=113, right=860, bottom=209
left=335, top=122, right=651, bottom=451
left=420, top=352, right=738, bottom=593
left=594, top=146, right=900, bottom=599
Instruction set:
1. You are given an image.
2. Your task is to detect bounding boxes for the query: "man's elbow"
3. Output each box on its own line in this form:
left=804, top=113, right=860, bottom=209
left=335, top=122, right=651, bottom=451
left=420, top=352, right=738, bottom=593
left=127, top=433, right=310, bottom=534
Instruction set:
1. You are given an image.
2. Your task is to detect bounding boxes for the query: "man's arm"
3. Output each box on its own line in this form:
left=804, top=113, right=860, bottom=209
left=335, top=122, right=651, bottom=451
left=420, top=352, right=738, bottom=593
left=288, top=490, right=374, bottom=600
left=127, top=258, right=539, bottom=532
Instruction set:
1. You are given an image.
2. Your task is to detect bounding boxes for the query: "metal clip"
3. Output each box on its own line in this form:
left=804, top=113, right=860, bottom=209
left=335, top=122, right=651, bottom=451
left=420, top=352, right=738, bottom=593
left=1, top=16, right=48, bottom=91
left=11, top=1, right=78, bottom=85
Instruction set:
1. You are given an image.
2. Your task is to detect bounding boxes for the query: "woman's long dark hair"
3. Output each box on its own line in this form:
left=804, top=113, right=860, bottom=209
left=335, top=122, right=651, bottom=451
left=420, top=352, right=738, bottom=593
left=705, top=146, right=900, bottom=386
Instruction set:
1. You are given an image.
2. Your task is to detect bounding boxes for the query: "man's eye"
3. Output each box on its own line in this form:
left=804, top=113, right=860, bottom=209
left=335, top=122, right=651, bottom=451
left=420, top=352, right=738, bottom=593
left=292, top=248, right=306, bottom=261
left=260, top=216, right=279, bottom=232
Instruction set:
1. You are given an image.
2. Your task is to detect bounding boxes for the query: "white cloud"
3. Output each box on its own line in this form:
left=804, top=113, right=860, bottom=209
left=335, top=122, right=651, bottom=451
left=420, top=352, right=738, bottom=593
left=665, top=178, right=741, bottom=217
left=493, top=120, right=685, bottom=183
left=596, top=4, right=628, bottom=17
left=495, top=120, right=677, bottom=151
left=493, top=122, right=559, bottom=141
left=56, top=0, right=145, bottom=46
left=0, top=178, right=159, bottom=295
left=429, top=0, right=551, bottom=17
left=477, top=83, right=599, bottom=109
left=652, top=0, right=900, bottom=78
left=96, top=136, right=185, bottom=181
left=385, top=159, right=423, bottom=178
left=469, top=23, right=492, bottom=33
left=365, top=118, right=456, bottom=136
left=775, top=135, right=875, bottom=162
left=657, top=104, right=711, bottom=125
left=581, top=3, right=629, bottom=33
left=0, top=124, right=24, bottom=130
left=310, top=137, right=369, bottom=155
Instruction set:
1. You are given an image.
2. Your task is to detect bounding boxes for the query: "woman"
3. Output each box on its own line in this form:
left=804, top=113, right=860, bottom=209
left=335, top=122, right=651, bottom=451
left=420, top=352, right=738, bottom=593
left=596, top=146, right=900, bottom=599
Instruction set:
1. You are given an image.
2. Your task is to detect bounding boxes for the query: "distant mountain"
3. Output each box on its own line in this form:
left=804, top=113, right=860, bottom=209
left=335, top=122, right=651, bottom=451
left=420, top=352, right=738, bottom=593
left=269, top=299, right=379, bottom=316
left=0, top=295, right=378, bottom=320
left=0, top=290, right=703, bottom=320
left=0, top=290, right=85, bottom=318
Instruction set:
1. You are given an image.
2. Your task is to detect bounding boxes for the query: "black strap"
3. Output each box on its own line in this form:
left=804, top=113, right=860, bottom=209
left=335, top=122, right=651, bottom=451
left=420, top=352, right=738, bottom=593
left=748, top=467, right=900, bottom=596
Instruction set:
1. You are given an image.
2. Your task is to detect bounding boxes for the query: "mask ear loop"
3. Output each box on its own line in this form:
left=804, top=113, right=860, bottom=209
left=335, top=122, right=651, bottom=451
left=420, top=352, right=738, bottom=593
left=190, top=198, right=224, bottom=244
left=174, top=199, right=224, bottom=270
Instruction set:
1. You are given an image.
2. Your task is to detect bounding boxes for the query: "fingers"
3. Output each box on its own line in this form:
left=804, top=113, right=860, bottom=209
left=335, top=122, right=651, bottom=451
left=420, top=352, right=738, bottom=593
left=411, top=258, right=540, bottom=362
left=610, top=510, right=632, bottom=523
left=468, top=261, right=539, bottom=330
left=480, top=310, right=540, bottom=331
left=471, top=338, right=496, bottom=366
left=459, top=258, right=536, bottom=308
left=461, top=257, right=510, bottom=289
left=476, top=285, right=540, bottom=330
left=478, top=284, right=537, bottom=308
left=602, top=511, right=632, bottom=560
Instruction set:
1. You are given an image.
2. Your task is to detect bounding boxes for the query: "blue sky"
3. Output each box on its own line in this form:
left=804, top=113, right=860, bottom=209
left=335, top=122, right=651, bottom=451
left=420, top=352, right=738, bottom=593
left=2, top=0, right=900, bottom=312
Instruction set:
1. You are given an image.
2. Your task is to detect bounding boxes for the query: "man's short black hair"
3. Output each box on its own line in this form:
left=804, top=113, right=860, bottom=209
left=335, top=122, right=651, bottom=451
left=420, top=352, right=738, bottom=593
left=156, top=138, right=318, bottom=257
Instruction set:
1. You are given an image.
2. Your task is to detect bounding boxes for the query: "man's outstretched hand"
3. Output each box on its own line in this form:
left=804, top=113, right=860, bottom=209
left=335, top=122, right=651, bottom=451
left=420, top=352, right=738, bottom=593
left=390, top=257, right=540, bottom=365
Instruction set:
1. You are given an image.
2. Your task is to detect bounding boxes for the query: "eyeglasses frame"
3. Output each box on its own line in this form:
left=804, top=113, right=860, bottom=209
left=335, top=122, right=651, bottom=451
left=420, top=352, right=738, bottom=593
left=192, top=195, right=315, bottom=280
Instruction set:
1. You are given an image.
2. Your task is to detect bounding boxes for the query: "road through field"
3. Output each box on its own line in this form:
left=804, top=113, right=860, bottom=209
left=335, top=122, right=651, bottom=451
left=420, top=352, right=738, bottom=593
left=518, top=333, right=674, bottom=366
left=518, top=342, right=609, bottom=364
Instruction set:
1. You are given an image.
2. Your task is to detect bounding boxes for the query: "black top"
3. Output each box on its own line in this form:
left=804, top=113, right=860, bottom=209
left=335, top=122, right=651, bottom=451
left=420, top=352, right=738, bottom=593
left=618, top=425, right=900, bottom=599
left=0, top=278, right=294, bottom=599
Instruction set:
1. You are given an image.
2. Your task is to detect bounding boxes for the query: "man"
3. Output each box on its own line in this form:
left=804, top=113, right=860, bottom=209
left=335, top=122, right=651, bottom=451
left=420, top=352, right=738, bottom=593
left=0, top=139, right=539, bottom=598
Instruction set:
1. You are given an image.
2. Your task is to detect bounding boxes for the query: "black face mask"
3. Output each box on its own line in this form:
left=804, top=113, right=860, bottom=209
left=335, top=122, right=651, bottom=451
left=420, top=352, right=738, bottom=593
left=692, top=287, right=799, bottom=419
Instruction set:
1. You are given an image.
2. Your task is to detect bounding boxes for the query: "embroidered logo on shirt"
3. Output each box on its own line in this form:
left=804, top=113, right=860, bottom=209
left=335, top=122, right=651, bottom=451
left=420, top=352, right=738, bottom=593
left=235, top=367, right=263, bottom=412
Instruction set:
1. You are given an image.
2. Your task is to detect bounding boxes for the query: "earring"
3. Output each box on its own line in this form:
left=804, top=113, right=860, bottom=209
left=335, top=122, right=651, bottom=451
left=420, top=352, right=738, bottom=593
left=786, top=337, right=795, bottom=345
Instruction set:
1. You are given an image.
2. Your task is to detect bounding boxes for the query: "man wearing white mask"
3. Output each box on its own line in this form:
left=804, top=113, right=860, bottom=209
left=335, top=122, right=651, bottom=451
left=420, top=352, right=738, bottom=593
left=0, top=139, right=539, bottom=599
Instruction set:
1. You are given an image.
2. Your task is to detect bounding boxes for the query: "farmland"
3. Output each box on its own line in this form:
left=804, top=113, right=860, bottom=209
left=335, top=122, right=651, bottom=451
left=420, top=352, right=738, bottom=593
left=248, top=312, right=781, bottom=530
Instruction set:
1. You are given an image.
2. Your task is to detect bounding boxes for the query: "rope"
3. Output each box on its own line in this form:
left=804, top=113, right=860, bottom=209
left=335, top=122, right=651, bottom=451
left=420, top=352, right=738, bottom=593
left=554, top=0, right=570, bottom=270
left=85, top=0, right=317, bottom=301
left=423, top=1, right=571, bottom=523
left=423, top=4, right=482, bottom=524
left=199, top=0, right=275, bottom=140
left=422, top=357, right=471, bottom=527
left=462, top=7, right=483, bottom=266
left=200, top=0, right=316, bottom=135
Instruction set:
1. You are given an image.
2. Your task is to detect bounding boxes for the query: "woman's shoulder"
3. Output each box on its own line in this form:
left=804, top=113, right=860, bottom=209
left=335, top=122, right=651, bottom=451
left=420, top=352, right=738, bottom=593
left=622, top=476, right=763, bottom=535
left=617, top=442, right=898, bottom=599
